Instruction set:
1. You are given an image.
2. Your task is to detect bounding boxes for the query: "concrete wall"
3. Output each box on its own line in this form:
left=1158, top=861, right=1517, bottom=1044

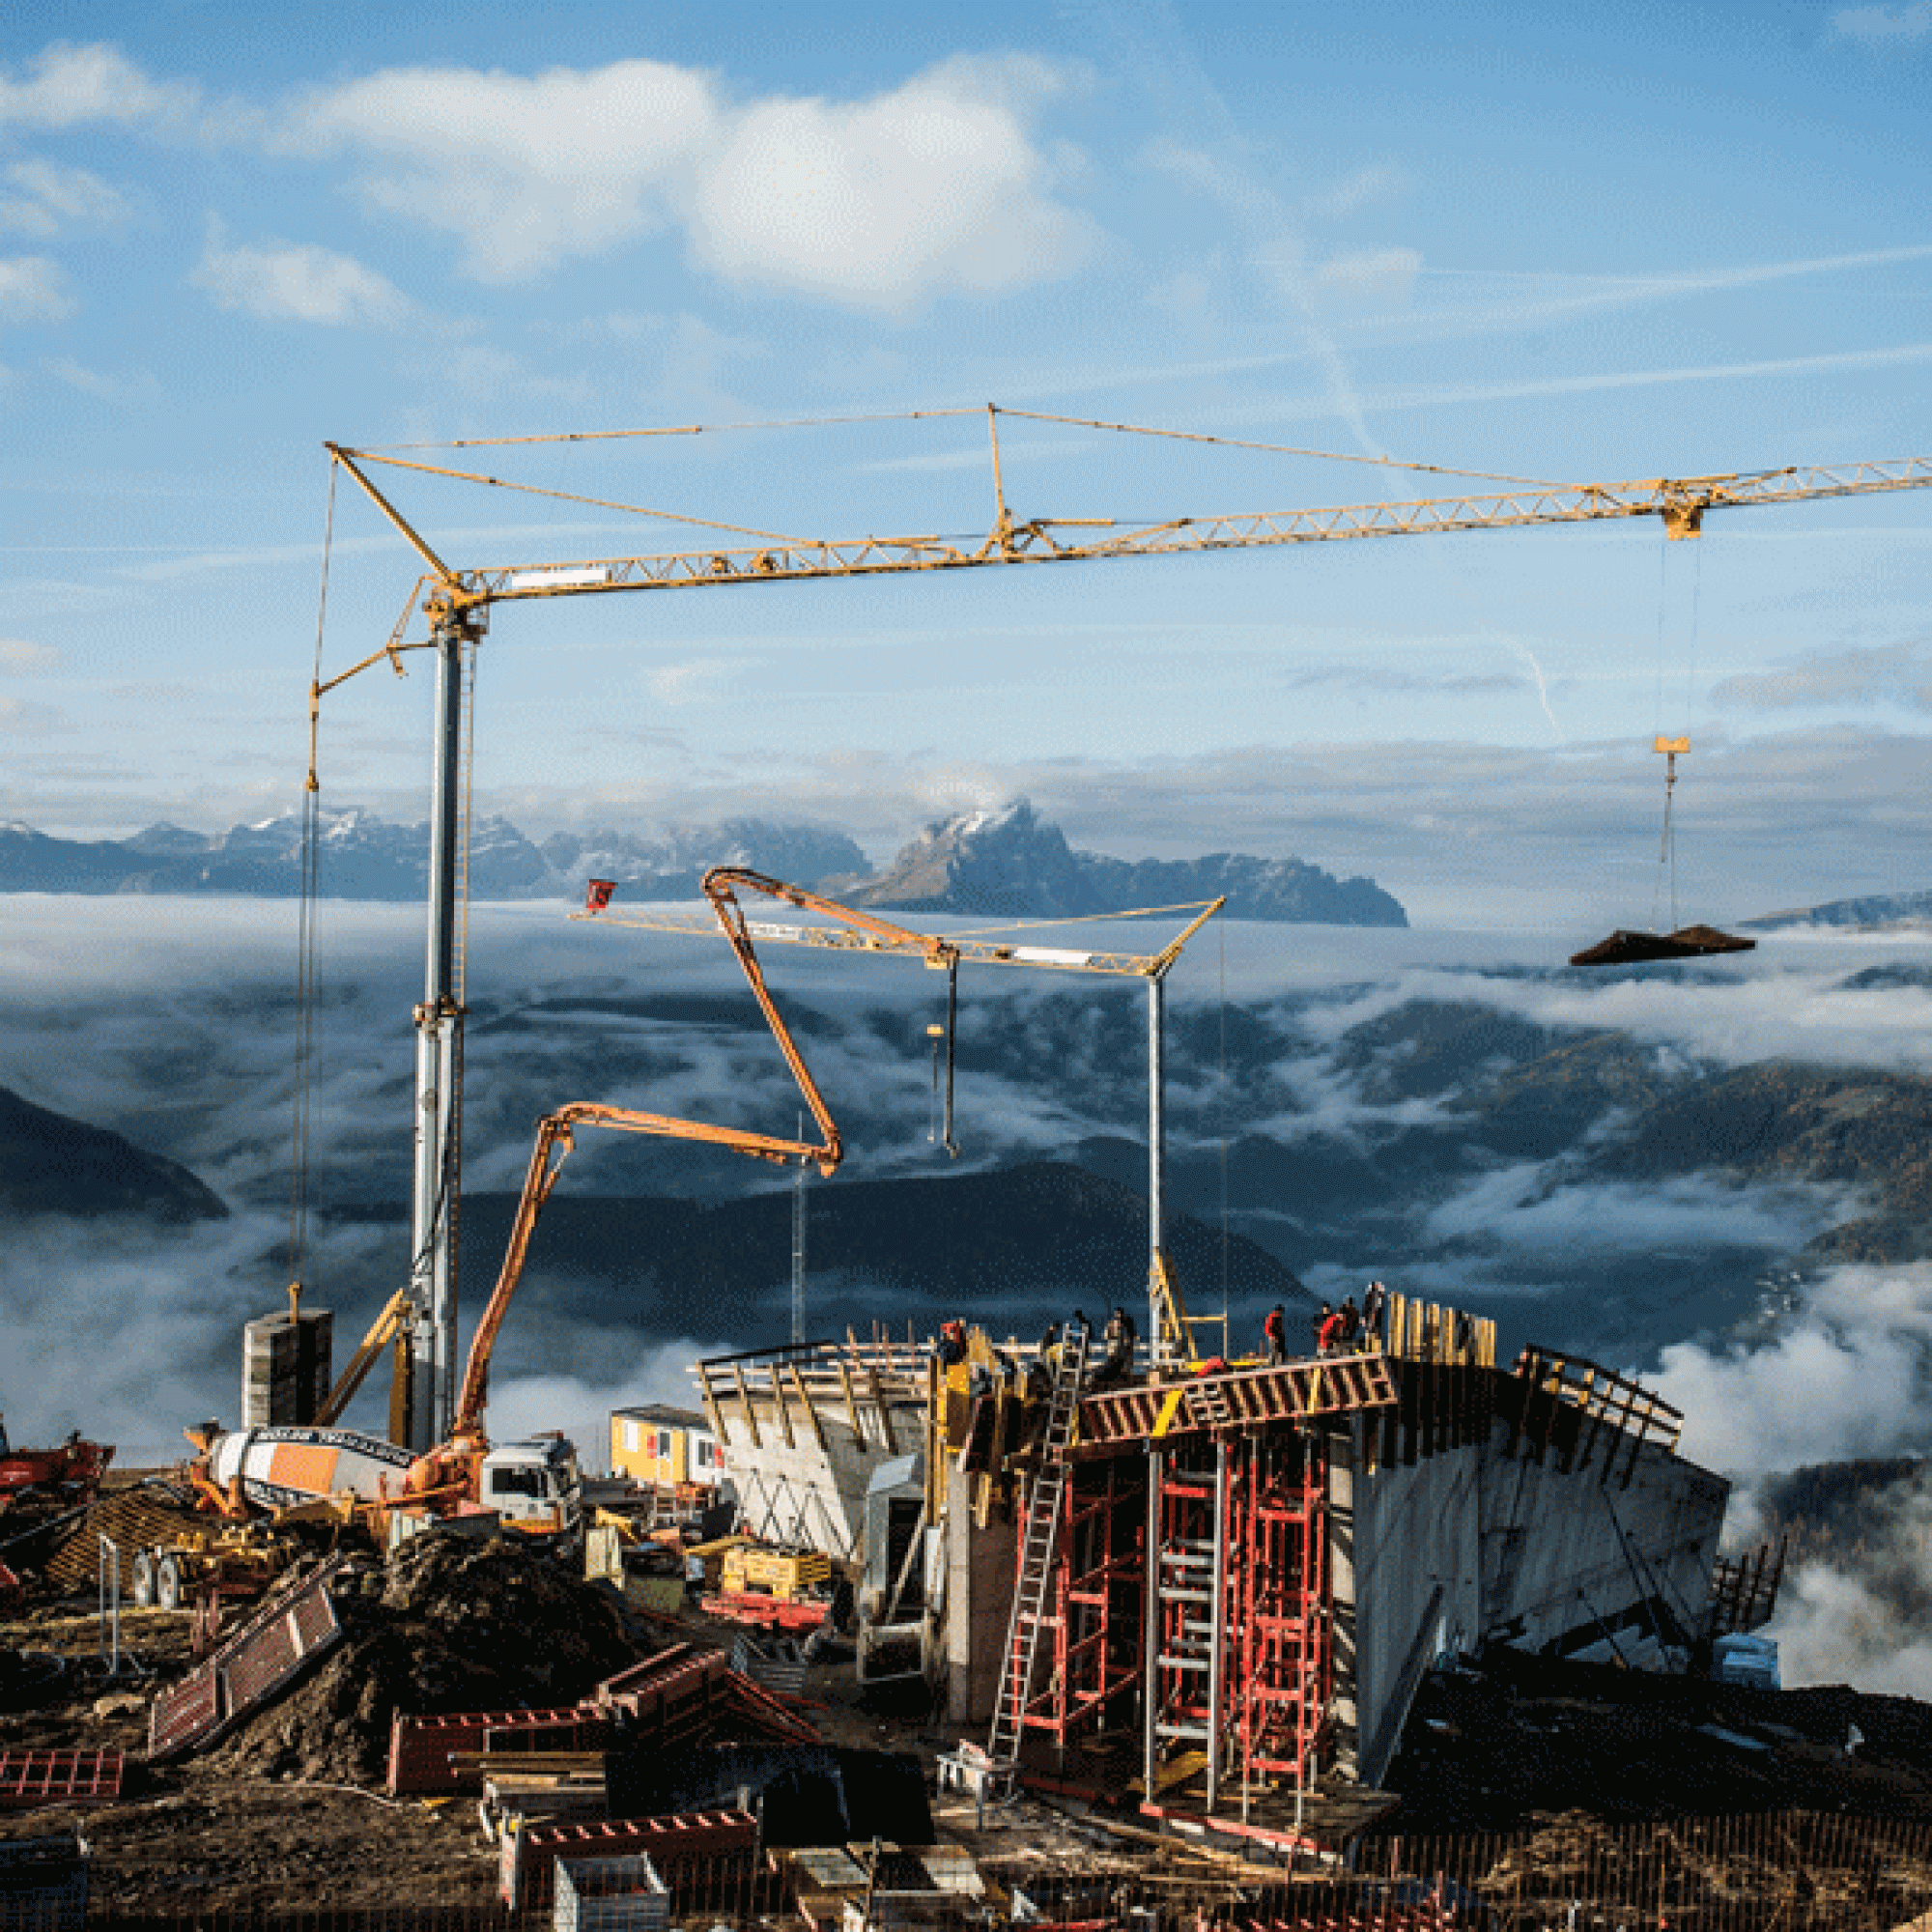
left=1349, top=1419, right=1730, bottom=1780
left=1479, top=1433, right=1728, bottom=1655
left=946, top=1465, right=1018, bottom=1724
left=714, top=1407, right=920, bottom=1557
left=1349, top=1426, right=1485, bottom=1782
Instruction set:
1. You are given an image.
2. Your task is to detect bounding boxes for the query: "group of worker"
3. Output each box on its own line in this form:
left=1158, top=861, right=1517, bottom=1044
left=1263, top=1279, right=1388, bottom=1364
left=937, top=1305, right=1142, bottom=1395
left=943, top=1282, right=1392, bottom=1391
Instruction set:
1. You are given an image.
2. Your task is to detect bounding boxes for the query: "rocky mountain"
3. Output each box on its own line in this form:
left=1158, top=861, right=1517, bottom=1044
left=0, top=812, right=863, bottom=902
left=541, top=820, right=867, bottom=901
left=1583, top=1062, right=1932, bottom=1264
left=1745, top=889, right=1932, bottom=932
left=825, top=800, right=1408, bottom=925
left=0, top=1085, right=228, bottom=1223
left=0, top=803, right=1410, bottom=925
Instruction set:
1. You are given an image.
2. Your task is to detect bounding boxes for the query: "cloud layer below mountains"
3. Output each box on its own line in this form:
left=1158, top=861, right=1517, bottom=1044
left=5, top=896, right=1932, bottom=1690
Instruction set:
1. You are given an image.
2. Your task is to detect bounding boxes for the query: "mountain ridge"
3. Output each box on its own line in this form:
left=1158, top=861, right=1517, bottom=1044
left=0, top=801, right=1409, bottom=926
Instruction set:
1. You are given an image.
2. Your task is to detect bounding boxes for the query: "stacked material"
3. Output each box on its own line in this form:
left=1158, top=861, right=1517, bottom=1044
left=206, top=1529, right=636, bottom=1784
left=242, top=1307, right=332, bottom=1428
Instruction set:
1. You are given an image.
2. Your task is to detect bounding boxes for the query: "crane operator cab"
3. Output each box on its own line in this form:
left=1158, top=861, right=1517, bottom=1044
left=479, top=1435, right=582, bottom=1531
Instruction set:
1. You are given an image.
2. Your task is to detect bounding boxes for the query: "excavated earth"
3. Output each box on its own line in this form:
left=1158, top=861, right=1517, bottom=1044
left=12, top=1527, right=1932, bottom=1921
left=0, top=1530, right=656, bottom=1916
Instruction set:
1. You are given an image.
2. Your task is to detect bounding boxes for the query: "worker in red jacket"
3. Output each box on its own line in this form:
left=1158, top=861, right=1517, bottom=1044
left=1263, top=1303, right=1288, bottom=1365
left=1317, top=1305, right=1348, bottom=1355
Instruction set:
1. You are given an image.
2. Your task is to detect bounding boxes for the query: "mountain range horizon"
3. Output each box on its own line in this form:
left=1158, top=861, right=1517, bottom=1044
left=0, top=796, right=1409, bottom=926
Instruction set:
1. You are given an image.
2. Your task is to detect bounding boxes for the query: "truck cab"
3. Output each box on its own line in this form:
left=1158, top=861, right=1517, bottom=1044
left=478, top=1435, right=582, bottom=1529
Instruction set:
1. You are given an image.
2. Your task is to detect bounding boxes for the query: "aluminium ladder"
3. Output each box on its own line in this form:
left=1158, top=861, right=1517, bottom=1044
left=984, top=1320, right=1092, bottom=1772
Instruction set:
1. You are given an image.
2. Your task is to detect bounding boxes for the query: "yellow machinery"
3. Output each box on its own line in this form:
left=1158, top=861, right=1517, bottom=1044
left=721, top=1545, right=833, bottom=1602
left=128, top=1520, right=309, bottom=1612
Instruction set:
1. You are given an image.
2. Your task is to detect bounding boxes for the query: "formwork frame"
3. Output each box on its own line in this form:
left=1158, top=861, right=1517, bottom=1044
left=1232, top=1430, right=1329, bottom=1805
left=1022, top=1426, right=1332, bottom=1821
left=1009, top=1455, right=1147, bottom=1765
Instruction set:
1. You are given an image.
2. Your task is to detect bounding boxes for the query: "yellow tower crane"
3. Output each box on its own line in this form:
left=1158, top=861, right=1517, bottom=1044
left=306, top=409, right=1932, bottom=1444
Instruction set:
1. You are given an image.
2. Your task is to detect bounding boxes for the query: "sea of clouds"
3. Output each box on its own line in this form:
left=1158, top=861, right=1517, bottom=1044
left=4, top=895, right=1931, bottom=1686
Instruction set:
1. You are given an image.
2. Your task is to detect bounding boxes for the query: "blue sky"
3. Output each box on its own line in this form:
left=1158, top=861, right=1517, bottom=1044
left=3, top=1, right=1930, bottom=925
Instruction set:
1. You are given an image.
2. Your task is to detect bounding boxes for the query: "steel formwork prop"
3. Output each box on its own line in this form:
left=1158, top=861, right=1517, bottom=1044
left=1141, top=1430, right=1330, bottom=1820
left=1234, top=1433, right=1329, bottom=1796
left=1010, top=1457, right=1147, bottom=1765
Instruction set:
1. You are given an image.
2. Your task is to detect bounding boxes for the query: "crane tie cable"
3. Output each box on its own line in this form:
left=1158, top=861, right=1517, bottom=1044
left=358, top=406, right=1554, bottom=488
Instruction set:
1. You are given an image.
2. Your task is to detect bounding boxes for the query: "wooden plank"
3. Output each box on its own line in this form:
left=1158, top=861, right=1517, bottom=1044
left=867, top=1363, right=899, bottom=1455
left=768, top=1362, right=795, bottom=1449
left=789, top=1360, right=827, bottom=1453
left=731, top=1365, right=761, bottom=1450
left=836, top=1359, right=869, bottom=1450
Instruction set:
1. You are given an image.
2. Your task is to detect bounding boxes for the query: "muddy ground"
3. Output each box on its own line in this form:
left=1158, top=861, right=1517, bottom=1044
left=12, top=1531, right=1932, bottom=1919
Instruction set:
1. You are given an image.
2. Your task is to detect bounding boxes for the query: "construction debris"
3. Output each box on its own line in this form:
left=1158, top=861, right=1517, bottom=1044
left=202, top=1525, right=638, bottom=1785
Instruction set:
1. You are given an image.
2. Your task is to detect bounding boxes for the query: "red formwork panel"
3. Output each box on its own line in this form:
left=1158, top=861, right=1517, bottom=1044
left=602, top=1647, right=816, bottom=1747
left=501, top=1809, right=756, bottom=1911
left=596, top=1649, right=725, bottom=1743
left=0, top=1750, right=125, bottom=1810
left=147, top=1555, right=349, bottom=1765
left=386, top=1706, right=611, bottom=1796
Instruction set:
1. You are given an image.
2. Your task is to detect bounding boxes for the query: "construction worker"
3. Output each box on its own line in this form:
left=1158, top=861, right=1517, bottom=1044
left=1264, top=1303, right=1288, bottom=1365
left=1317, top=1304, right=1347, bottom=1355
left=1338, top=1296, right=1361, bottom=1350
left=1362, top=1279, right=1388, bottom=1349
left=1310, top=1301, right=1332, bottom=1355
left=936, top=1320, right=968, bottom=1369
left=1089, top=1305, right=1138, bottom=1391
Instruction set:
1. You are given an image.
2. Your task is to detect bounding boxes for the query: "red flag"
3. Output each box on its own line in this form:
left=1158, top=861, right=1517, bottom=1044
left=584, top=878, right=616, bottom=913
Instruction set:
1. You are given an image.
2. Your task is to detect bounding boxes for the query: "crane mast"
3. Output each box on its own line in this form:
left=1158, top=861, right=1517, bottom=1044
left=314, top=426, right=1932, bottom=1447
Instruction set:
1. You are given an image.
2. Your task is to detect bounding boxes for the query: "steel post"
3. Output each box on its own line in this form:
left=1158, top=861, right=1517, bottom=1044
left=1207, top=1436, right=1228, bottom=1810
left=1142, top=1445, right=1163, bottom=1804
left=408, top=622, right=467, bottom=1448
left=1147, top=973, right=1165, bottom=1359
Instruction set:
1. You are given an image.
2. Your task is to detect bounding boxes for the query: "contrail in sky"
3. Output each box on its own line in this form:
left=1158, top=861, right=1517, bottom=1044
left=1060, top=0, right=1566, bottom=727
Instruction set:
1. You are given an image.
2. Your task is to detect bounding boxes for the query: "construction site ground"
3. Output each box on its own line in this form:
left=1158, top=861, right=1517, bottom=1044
left=9, top=1513, right=1932, bottom=1918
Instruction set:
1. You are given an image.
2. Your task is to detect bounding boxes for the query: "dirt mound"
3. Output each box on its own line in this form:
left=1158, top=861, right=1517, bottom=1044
left=207, top=1531, right=639, bottom=1785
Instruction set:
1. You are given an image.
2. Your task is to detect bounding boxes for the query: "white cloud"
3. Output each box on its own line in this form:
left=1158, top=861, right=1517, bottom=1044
left=1715, top=639, right=1932, bottom=714
left=1310, top=161, right=1405, bottom=221
left=1311, top=247, right=1421, bottom=311
left=0, top=638, right=59, bottom=672
left=277, top=52, right=1094, bottom=307
left=3, top=158, right=129, bottom=228
left=42, top=355, right=137, bottom=398
left=0, top=694, right=67, bottom=733
left=646, top=659, right=735, bottom=707
left=188, top=217, right=412, bottom=327
left=1833, top=2, right=1932, bottom=43
left=0, top=254, right=73, bottom=322
left=282, top=57, right=713, bottom=285
left=686, top=55, right=1094, bottom=311
left=0, top=194, right=53, bottom=238
left=0, top=42, right=195, bottom=130
left=1653, top=1261, right=1932, bottom=1477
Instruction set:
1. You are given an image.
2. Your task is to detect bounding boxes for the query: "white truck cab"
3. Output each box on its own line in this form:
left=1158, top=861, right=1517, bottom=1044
left=479, top=1435, right=582, bottom=1528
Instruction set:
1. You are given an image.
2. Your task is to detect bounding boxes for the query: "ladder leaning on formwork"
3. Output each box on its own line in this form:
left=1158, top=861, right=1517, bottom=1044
left=985, top=1318, right=1092, bottom=1775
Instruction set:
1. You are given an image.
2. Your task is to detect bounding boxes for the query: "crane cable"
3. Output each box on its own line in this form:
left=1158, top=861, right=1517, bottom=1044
left=290, top=462, right=337, bottom=1291
left=1649, top=538, right=1704, bottom=934
left=1217, top=915, right=1231, bottom=1338
left=363, top=406, right=1562, bottom=490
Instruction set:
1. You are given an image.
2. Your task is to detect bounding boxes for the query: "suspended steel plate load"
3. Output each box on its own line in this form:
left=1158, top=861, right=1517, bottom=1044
left=1569, top=923, right=1756, bottom=967
left=1570, top=735, right=1755, bottom=967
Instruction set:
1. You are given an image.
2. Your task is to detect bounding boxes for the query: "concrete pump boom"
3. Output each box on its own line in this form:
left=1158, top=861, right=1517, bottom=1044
left=451, top=870, right=843, bottom=1449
